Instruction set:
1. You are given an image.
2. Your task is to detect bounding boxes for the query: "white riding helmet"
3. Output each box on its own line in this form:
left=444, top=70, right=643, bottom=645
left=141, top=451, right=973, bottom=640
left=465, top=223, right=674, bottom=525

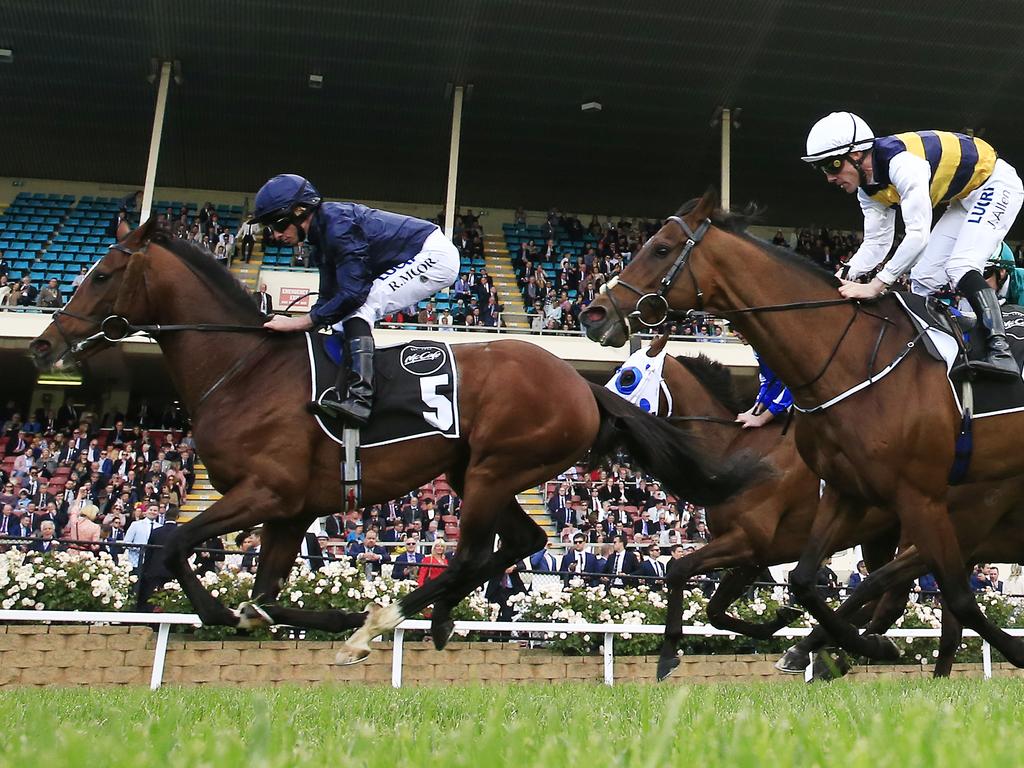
left=801, top=112, right=875, bottom=163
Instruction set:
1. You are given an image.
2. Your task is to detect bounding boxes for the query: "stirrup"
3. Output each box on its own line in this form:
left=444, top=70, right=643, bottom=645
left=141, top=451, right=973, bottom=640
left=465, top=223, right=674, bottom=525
left=309, top=387, right=347, bottom=419
left=334, top=398, right=372, bottom=427
left=967, top=355, right=1019, bottom=379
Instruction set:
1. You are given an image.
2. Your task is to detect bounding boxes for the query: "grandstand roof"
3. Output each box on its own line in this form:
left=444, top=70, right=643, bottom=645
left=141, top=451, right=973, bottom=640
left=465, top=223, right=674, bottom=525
left=3, top=1, right=1024, bottom=227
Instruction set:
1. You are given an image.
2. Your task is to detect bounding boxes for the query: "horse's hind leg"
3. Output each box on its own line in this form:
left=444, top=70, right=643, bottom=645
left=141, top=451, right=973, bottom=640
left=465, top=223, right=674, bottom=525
left=705, top=566, right=804, bottom=640
left=659, top=531, right=758, bottom=681
left=904, top=495, right=1024, bottom=668
left=429, top=499, right=547, bottom=650
left=162, top=481, right=287, bottom=627
left=241, top=518, right=367, bottom=634
left=335, top=474, right=536, bottom=664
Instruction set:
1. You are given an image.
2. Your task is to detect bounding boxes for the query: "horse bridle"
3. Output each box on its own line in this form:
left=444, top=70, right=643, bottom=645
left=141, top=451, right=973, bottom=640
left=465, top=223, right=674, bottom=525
left=600, top=215, right=898, bottom=395
left=50, top=241, right=274, bottom=404
left=599, top=215, right=711, bottom=334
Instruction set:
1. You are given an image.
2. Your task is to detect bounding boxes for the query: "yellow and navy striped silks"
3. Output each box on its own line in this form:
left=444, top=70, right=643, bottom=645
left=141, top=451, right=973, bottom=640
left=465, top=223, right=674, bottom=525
left=865, top=131, right=997, bottom=208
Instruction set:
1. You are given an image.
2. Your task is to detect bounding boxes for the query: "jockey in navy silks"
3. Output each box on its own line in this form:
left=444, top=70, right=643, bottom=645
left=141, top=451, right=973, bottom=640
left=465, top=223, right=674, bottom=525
left=253, top=174, right=459, bottom=425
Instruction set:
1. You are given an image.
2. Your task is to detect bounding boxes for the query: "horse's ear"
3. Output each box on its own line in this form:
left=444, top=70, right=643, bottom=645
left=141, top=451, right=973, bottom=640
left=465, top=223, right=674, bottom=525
left=117, top=216, right=163, bottom=250
left=647, top=331, right=670, bottom=357
left=693, top=187, right=720, bottom=220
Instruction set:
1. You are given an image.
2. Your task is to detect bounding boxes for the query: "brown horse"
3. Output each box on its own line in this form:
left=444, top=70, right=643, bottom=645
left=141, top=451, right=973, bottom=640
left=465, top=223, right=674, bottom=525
left=29, top=221, right=756, bottom=663
left=654, top=339, right=1024, bottom=679
left=581, top=189, right=1024, bottom=669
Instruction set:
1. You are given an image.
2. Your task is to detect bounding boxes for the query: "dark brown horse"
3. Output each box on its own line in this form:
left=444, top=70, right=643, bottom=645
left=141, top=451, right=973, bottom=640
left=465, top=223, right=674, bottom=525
left=29, top=221, right=755, bottom=663
left=655, top=339, right=1024, bottom=679
left=581, top=189, right=1024, bottom=669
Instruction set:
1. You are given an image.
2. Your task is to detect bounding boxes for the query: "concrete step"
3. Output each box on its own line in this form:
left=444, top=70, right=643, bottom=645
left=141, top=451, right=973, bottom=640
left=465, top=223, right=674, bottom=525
left=182, top=459, right=220, bottom=521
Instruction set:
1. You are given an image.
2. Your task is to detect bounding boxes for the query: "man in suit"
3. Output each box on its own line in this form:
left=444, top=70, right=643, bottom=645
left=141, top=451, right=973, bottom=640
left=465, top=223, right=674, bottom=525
left=381, top=518, right=406, bottom=544
left=5, top=430, right=28, bottom=456
left=547, top=482, right=571, bottom=523
left=485, top=561, right=527, bottom=621
left=31, top=481, right=54, bottom=512
left=137, top=507, right=180, bottom=610
left=123, top=503, right=162, bottom=572
left=254, top=283, right=274, bottom=315
left=56, top=400, right=78, bottom=431
left=559, top=534, right=599, bottom=586
left=391, top=537, right=423, bottom=581
left=108, top=420, right=129, bottom=447
left=530, top=540, right=559, bottom=573
left=987, top=566, right=1004, bottom=594
left=29, top=520, right=63, bottom=554
left=324, top=511, right=347, bottom=539
left=299, top=527, right=325, bottom=572
left=193, top=535, right=225, bottom=576
left=634, top=544, right=667, bottom=590
left=601, top=534, right=639, bottom=587
left=348, top=529, right=390, bottom=579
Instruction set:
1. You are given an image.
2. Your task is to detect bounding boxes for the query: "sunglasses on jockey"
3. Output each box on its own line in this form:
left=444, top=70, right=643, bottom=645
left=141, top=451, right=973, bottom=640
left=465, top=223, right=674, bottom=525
left=810, top=155, right=847, bottom=176
left=264, top=211, right=296, bottom=233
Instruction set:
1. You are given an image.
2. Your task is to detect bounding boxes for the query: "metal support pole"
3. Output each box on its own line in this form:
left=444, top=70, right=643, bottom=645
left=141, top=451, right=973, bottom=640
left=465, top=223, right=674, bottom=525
left=150, top=623, right=170, bottom=690
left=982, top=640, right=992, bottom=679
left=603, top=632, right=614, bottom=686
left=392, top=628, right=405, bottom=688
left=720, top=108, right=731, bottom=213
left=140, top=61, right=172, bottom=225
left=443, top=86, right=465, bottom=240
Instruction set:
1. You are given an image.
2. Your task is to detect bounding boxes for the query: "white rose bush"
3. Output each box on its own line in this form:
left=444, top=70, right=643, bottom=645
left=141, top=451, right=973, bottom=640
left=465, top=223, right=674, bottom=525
left=0, top=549, right=134, bottom=613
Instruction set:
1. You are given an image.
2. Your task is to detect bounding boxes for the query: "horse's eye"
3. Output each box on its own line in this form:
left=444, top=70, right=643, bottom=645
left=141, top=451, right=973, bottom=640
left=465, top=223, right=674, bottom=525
left=93, top=273, right=109, bottom=282
left=655, top=245, right=670, bottom=258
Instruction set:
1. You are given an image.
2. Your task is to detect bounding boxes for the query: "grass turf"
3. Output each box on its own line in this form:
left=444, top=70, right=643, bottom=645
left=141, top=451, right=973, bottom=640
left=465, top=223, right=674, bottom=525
left=1, top=680, right=1020, bottom=767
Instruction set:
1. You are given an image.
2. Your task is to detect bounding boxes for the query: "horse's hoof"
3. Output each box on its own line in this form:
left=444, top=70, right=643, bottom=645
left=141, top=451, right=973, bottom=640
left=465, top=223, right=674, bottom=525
left=809, top=652, right=845, bottom=682
left=334, top=646, right=371, bottom=666
left=656, top=655, right=680, bottom=682
left=774, top=645, right=810, bottom=674
left=431, top=619, right=455, bottom=651
left=873, top=635, right=902, bottom=661
left=234, top=602, right=273, bottom=630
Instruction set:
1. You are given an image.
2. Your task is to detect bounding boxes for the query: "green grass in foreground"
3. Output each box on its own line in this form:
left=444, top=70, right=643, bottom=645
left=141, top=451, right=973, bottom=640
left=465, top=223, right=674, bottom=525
left=0, top=680, right=1020, bottom=767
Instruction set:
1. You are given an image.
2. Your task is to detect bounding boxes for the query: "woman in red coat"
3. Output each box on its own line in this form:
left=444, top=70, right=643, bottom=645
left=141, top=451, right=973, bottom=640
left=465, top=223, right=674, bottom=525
left=416, top=540, right=449, bottom=588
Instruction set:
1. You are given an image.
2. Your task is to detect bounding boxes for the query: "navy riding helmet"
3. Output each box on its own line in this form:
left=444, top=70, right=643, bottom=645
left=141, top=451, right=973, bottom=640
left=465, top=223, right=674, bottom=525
left=252, top=174, right=322, bottom=239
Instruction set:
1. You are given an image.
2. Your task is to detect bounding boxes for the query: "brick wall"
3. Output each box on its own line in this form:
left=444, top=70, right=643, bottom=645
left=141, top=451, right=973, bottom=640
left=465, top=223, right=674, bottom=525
left=2, top=625, right=1022, bottom=687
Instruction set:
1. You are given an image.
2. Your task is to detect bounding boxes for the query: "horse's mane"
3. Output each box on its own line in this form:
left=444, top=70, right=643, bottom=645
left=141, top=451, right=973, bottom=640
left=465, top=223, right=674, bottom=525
left=675, top=198, right=841, bottom=288
left=150, top=233, right=265, bottom=323
left=673, top=353, right=746, bottom=416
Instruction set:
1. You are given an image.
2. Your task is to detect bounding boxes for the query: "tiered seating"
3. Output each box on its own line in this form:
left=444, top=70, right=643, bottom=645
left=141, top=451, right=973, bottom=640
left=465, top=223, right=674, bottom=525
left=47, top=196, right=136, bottom=292
left=0, top=193, right=75, bottom=290
left=260, top=243, right=300, bottom=268
left=418, top=476, right=459, bottom=540
left=502, top=223, right=599, bottom=311
left=152, top=200, right=244, bottom=232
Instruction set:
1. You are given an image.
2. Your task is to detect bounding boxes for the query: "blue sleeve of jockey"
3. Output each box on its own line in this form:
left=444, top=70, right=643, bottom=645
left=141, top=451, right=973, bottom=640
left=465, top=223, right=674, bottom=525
left=308, top=253, right=375, bottom=328
left=754, top=357, right=793, bottom=415
left=765, top=382, right=793, bottom=415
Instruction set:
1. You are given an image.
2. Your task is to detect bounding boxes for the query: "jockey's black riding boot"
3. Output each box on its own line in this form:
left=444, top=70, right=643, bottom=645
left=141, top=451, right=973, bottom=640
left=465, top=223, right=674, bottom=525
left=311, top=316, right=376, bottom=425
left=334, top=335, right=375, bottom=425
left=958, top=270, right=1018, bottom=379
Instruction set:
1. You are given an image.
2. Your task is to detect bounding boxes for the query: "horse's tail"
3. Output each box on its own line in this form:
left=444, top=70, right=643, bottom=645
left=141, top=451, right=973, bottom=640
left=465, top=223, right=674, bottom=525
left=588, top=382, right=763, bottom=506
